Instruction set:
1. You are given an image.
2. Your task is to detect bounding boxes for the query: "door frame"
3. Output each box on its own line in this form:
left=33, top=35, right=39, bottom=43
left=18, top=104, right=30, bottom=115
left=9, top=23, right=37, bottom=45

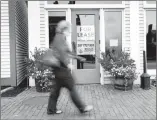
left=71, top=9, right=100, bottom=84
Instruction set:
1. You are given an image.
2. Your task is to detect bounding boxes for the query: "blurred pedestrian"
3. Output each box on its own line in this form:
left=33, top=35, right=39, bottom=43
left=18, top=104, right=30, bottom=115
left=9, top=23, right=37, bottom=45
left=47, top=20, right=93, bottom=114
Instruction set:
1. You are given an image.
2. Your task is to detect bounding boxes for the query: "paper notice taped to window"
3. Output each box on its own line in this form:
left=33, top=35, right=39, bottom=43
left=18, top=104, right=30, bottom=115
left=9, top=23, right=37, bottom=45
left=110, top=39, right=118, bottom=46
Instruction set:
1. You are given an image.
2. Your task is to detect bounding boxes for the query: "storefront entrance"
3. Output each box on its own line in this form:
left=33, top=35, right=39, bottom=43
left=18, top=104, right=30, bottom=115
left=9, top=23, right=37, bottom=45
left=71, top=10, right=100, bottom=84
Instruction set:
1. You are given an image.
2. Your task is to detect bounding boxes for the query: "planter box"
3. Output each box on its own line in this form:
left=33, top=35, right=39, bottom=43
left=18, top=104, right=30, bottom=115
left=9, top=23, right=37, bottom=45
left=35, top=78, right=56, bottom=93
left=114, top=78, right=133, bottom=91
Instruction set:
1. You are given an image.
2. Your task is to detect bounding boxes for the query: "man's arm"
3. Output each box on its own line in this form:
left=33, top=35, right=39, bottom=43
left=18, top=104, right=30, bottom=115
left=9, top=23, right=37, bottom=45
left=67, top=51, right=86, bottom=61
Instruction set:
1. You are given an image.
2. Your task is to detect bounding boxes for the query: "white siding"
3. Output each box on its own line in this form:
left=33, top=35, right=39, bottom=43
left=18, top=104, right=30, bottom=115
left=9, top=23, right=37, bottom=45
left=1, top=1, right=10, bottom=78
left=123, top=1, right=131, bottom=53
left=39, top=1, right=46, bottom=48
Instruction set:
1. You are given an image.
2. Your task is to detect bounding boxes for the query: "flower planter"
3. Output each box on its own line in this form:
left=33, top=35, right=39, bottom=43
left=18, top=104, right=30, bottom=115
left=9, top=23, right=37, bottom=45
left=35, top=79, right=43, bottom=92
left=114, top=77, right=133, bottom=91
left=35, top=78, right=55, bottom=92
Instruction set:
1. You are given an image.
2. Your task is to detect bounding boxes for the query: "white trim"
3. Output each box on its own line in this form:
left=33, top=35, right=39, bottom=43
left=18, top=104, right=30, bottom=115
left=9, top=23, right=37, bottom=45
left=44, top=1, right=46, bottom=8
left=66, top=8, right=72, bottom=51
left=99, top=8, right=105, bottom=85
left=143, top=8, right=148, bottom=74
left=143, top=9, right=147, bottom=52
left=45, top=8, right=68, bottom=11
left=130, top=1, right=140, bottom=84
left=122, top=9, right=125, bottom=51
left=66, top=8, right=73, bottom=72
left=44, top=4, right=125, bottom=9
left=143, top=1, right=156, bottom=9
left=122, top=1, right=125, bottom=7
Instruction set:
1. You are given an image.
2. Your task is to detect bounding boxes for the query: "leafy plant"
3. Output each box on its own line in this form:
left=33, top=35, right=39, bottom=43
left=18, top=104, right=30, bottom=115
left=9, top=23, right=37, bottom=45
left=25, top=47, right=55, bottom=91
left=98, top=48, right=138, bottom=81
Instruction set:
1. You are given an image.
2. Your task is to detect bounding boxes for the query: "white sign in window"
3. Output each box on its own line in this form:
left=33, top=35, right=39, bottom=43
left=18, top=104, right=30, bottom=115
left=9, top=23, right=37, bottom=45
left=77, top=26, right=95, bottom=55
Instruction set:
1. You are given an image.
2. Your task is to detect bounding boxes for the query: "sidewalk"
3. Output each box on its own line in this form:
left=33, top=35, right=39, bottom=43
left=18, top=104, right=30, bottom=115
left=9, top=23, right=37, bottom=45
left=1, top=84, right=156, bottom=120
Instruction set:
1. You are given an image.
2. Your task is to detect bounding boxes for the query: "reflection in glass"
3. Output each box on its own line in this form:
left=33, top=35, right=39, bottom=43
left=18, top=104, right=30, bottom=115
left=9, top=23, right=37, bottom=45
left=74, top=14, right=96, bottom=69
left=146, top=11, right=156, bottom=69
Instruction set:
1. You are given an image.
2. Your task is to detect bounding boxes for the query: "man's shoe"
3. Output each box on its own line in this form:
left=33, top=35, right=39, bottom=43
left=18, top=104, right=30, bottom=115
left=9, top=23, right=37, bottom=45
left=47, top=110, right=62, bottom=115
left=80, top=105, right=93, bottom=113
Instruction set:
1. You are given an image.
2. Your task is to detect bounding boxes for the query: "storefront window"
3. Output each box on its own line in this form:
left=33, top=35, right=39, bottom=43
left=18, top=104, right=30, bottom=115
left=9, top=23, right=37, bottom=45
left=146, top=10, right=156, bottom=69
left=104, top=11, right=122, bottom=53
left=47, top=1, right=122, bottom=4
left=48, top=11, right=66, bottom=46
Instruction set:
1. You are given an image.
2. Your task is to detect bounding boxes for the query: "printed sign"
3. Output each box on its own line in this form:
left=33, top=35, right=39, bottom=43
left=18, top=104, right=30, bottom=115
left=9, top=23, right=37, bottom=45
left=110, top=39, right=118, bottom=47
left=77, top=41, right=95, bottom=55
left=77, top=26, right=95, bottom=55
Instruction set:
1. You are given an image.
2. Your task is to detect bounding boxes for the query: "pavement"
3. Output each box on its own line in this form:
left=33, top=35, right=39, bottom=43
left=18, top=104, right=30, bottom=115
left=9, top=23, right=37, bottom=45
left=1, top=84, right=156, bottom=120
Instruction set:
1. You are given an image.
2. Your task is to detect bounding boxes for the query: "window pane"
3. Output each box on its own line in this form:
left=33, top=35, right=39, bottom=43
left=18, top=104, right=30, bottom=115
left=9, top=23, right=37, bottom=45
left=104, top=11, right=122, bottom=53
left=146, top=1, right=156, bottom=4
left=146, top=10, right=156, bottom=66
left=146, top=11, right=156, bottom=32
left=75, top=14, right=96, bottom=69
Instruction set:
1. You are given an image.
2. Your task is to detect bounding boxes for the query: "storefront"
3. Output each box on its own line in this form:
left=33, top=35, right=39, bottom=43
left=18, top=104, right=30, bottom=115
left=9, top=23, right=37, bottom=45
left=28, top=1, right=156, bottom=85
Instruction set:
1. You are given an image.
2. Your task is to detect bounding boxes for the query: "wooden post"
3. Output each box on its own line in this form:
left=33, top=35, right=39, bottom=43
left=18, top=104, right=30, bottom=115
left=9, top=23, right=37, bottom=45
left=143, top=51, right=146, bottom=73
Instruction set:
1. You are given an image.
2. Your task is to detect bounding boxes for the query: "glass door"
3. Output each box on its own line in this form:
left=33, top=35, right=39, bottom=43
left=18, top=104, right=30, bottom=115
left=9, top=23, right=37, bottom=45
left=72, top=10, right=100, bottom=84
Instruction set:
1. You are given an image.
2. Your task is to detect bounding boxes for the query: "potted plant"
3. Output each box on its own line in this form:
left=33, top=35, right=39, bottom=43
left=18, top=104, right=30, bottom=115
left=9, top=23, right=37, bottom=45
left=98, top=48, right=138, bottom=91
left=25, top=47, right=55, bottom=92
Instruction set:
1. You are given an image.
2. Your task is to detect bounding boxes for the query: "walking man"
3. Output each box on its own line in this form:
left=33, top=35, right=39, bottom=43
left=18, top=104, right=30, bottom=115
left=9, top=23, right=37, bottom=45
left=47, top=20, right=93, bottom=114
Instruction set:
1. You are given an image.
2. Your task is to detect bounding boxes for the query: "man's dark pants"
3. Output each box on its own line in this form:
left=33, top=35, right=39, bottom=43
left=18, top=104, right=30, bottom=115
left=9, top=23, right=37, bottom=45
left=47, top=67, right=85, bottom=113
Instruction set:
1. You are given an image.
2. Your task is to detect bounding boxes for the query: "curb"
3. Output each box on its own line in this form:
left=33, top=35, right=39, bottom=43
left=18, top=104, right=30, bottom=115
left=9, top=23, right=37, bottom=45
left=1, top=87, right=14, bottom=94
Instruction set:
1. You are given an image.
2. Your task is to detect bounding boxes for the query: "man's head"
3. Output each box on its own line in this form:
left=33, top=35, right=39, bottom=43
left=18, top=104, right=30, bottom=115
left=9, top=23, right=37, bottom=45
left=56, top=20, right=71, bottom=35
